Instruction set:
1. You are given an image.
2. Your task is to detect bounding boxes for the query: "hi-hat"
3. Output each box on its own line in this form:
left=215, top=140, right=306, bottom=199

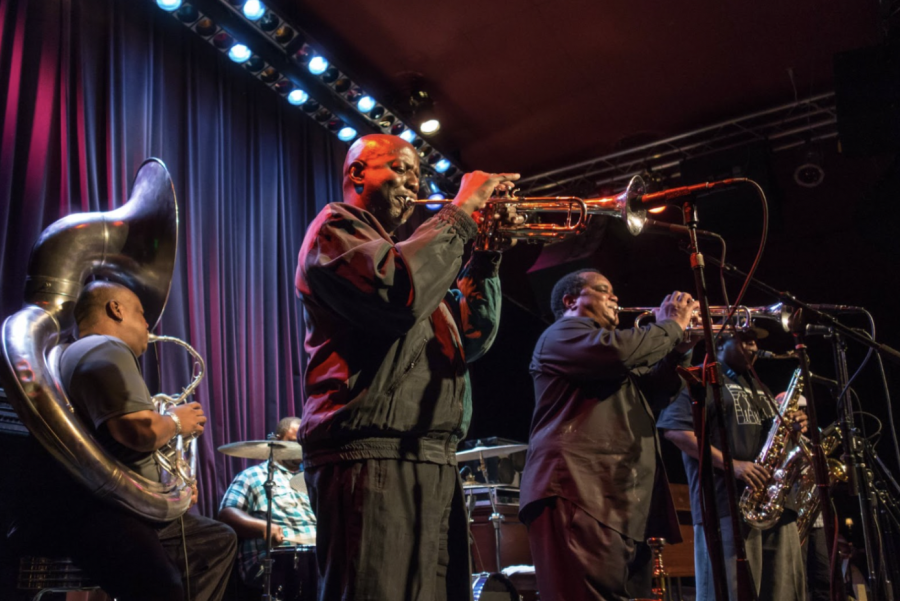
left=455, top=444, right=528, bottom=462
left=217, top=440, right=304, bottom=461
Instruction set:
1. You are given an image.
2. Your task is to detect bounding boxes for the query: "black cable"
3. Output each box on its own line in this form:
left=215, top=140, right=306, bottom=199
left=713, top=180, right=769, bottom=348
left=180, top=515, right=192, bottom=601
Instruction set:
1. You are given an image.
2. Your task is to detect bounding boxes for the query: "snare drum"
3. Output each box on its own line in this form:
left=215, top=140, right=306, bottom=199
left=268, top=545, right=318, bottom=601
left=471, top=572, right=519, bottom=601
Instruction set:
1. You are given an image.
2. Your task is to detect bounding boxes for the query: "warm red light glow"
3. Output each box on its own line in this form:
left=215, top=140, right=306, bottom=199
left=648, top=206, right=667, bottom=214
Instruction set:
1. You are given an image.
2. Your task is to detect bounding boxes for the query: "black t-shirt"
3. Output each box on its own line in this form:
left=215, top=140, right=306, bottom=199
left=58, top=335, right=160, bottom=482
left=657, top=367, right=775, bottom=525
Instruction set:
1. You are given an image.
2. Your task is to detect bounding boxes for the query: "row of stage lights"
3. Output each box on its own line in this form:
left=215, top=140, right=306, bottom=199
left=155, top=0, right=459, bottom=205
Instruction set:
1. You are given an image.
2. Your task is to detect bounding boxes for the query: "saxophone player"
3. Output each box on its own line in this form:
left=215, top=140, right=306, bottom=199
left=657, top=328, right=809, bottom=601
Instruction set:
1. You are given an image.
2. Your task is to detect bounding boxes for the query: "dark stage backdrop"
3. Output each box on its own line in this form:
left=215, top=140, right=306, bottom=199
left=0, top=0, right=345, bottom=514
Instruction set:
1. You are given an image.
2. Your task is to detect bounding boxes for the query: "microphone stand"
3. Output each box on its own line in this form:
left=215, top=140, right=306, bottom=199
left=701, top=254, right=899, bottom=601
left=678, top=202, right=756, bottom=601
left=831, top=330, right=892, bottom=601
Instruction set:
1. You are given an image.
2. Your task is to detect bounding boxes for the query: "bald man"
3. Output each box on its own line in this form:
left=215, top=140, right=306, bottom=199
left=295, top=134, right=519, bottom=600
left=12, top=281, right=236, bottom=601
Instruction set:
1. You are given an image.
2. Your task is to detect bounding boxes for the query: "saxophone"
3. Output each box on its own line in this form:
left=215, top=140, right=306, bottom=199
left=739, top=368, right=807, bottom=529
left=788, top=423, right=847, bottom=540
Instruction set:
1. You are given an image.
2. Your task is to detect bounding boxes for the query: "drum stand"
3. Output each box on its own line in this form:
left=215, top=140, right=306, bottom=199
left=464, top=451, right=503, bottom=572
left=261, top=440, right=278, bottom=601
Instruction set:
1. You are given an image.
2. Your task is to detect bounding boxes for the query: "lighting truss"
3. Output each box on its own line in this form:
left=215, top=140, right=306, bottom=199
left=518, top=92, right=838, bottom=196
left=153, top=0, right=462, bottom=186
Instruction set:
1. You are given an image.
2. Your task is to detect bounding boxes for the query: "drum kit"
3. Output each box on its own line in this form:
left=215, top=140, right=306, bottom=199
left=217, top=439, right=529, bottom=601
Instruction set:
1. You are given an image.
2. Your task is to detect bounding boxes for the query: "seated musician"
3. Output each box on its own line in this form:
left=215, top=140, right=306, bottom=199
left=9, top=281, right=237, bottom=601
left=218, top=416, right=317, bottom=589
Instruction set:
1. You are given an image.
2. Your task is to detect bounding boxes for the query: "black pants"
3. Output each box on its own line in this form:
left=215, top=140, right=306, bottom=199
left=305, top=459, right=472, bottom=601
left=8, top=493, right=236, bottom=601
left=525, top=496, right=652, bottom=601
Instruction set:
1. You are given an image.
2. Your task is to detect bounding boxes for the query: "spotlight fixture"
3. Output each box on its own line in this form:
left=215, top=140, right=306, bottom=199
left=357, top=96, right=376, bottom=113
left=194, top=17, right=217, bottom=37
left=308, top=56, right=329, bottom=75
left=157, top=0, right=182, bottom=11
left=258, top=12, right=280, bottom=31
left=288, top=88, right=310, bottom=105
left=423, top=177, right=447, bottom=200
left=399, top=129, right=416, bottom=143
left=434, top=158, right=451, bottom=173
left=227, top=43, right=252, bottom=63
left=174, top=4, right=199, bottom=24
left=794, top=145, right=825, bottom=188
left=337, top=127, right=358, bottom=142
left=409, top=87, right=441, bottom=136
left=242, top=0, right=266, bottom=21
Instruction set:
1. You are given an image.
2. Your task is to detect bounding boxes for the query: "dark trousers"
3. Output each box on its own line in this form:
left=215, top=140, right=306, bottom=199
left=8, top=495, right=236, bottom=601
left=803, top=527, right=831, bottom=601
left=305, top=459, right=472, bottom=601
left=525, top=496, right=652, bottom=601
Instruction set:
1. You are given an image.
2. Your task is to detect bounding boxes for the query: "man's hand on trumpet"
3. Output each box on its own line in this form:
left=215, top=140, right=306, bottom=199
left=654, top=291, right=702, bottom=352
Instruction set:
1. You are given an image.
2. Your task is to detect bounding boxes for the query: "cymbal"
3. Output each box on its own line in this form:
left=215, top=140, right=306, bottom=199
left=455, top=443, right=528, bottom=462
left=217, top=440, right=304, bottom=461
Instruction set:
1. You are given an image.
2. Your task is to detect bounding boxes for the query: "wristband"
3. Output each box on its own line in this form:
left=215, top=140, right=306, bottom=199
left=167, top=411, right=183, bottom=438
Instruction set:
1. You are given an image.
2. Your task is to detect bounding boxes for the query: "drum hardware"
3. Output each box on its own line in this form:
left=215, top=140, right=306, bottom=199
left=471, top=572, right=520, bottom=601
left=456, top=443, right=527, bottom=572
left=218, top=437, right=303, bottom=601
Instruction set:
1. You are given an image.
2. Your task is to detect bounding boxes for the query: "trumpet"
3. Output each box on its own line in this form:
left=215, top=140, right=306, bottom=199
left=412, top=175, right=649, bottom=249
left=617, top=303, right=794, bottom=333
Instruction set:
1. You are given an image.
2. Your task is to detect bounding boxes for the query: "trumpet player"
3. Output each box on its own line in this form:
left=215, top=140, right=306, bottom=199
left=11, top=281, right=236, bottom=601
left=657, top=328, right=809, bottom=601
left=519, top=269, right=700, bottom=601
left=295, top=133, right=520, bottom=601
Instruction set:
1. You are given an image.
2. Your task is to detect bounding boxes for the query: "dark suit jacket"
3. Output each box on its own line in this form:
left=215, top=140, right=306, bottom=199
left=519, top=316, right=686, bottom=542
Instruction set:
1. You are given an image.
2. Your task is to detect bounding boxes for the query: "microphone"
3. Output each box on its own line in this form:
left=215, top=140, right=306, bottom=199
left=806, top=304, right=865, bottom=312
left=810, top=373, right=841, bottom=389
left=644, top=219, right=722, bottom=240
left=635, top=178, right=748, bottom=209
left=756, top=349, right=797, bottom=360
left=805, top=325, right=834, bottom=337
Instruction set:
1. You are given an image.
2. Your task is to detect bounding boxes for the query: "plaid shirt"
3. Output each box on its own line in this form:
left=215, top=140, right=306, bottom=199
left=220, top=461, right=317, bottom=583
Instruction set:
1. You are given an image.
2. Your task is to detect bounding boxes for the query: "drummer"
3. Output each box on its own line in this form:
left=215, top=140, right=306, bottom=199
left=219, top=416, right=317, bottom=589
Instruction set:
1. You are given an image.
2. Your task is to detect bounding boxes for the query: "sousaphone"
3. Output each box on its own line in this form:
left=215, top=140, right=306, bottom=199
left=0, top=158, right=191, bottom=521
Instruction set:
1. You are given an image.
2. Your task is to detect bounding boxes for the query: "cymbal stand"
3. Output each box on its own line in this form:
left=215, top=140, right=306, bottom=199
left=475, top=451, right=503, bottom=572
left=262, top=439, right=278, bottom=601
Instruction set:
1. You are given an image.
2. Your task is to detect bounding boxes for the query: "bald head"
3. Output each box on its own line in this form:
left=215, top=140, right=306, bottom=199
left=73, top=281, right=150, bottom=356
left=343, top=134, right=420, bottom=233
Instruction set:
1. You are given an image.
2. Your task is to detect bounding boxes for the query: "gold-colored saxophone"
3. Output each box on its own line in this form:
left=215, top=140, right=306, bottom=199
left=739, top=368, right=808, bottom=529
left=0, top=159, right=194, bottom=521
left=788, top=423, right=847, bottom=541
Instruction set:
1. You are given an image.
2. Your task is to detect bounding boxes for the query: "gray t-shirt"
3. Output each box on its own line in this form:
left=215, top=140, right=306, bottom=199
left=59, top=335, right=160, bottom=482
left=657, top=367, right=775, bottom=525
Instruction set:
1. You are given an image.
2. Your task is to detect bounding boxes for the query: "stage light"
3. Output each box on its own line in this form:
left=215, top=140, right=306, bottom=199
left=228, top=44, right=252, bottom=63
left=423, top=176, right=447, bottom=202
left=242, top=0, right=266, bottom=20
left=333, top=78, right=351, bottom=94
left=258, top=12, right=280, bottom=31
left=288, top=89, right=309, bottom=105
left=434, top=158, right=451, bottom=173
left=338, top=127, right=358, bottom=142
left=274, top=25, right=294, bottom=45
left=400, top=129, right=416, bottom=143
left=157, top=0, right=182, bottom=11
left=273, top=80, right=291, bottom=94
left=244, top=56, right=265, bottom=73
left=425, top=202, right=444, bottom=210
left=794, top=145, right=825, bottom=188
left=320, top=66, right=339, bottom=84
left=259, top=67, right=279, bottom=83
left=308, top=56, right=328, bottom=75
left=194, top=18, right=217, bottom=37
left=420, top=118, right=441, bottom=135
left=213, top=32, right=234, bottom=49
left=357, top=96, right=376, bottom=113
left=174, top=4, right=199, bottom=24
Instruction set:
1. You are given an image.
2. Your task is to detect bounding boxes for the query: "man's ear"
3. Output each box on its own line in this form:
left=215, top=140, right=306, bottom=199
left=347, top=160, right=366, bottom=186
left=562, top=293, right=577, bottom=312
left=106, top=300, right=124, bottom=322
